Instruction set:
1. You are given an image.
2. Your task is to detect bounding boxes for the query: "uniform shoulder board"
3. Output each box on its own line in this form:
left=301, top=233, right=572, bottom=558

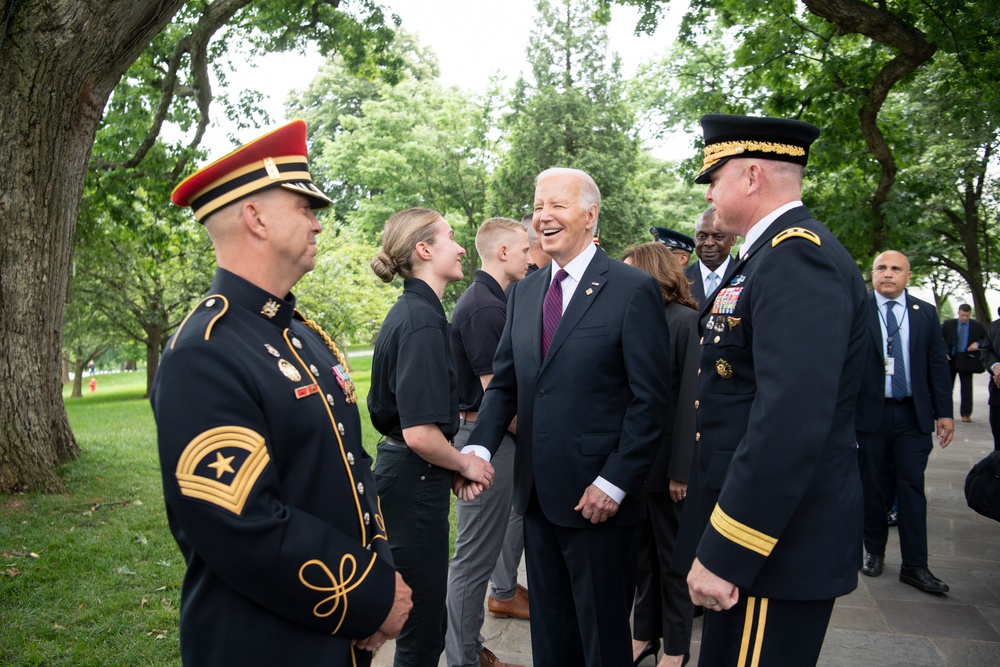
left=772, top=227, right=820, bottom=247
left=170, top=295, right=229, bottom=350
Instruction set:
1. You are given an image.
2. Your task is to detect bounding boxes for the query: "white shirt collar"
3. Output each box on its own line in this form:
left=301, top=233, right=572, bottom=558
left=550, top=240, right=597, bottom=283
left=874, top=290, right=906, bottom=311
left=700, top=256, right=731, bottom=281
left=738, top=201, right=803, bottom=258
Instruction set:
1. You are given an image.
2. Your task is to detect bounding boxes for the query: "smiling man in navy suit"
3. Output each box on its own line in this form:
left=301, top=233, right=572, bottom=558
left=460, top=167, right=671, bottom=667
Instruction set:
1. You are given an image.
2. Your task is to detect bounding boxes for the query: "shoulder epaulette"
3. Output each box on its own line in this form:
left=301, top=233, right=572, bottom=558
left=170, top=295, right=229, bottom=349
left=772, top=227, right=820, bottom=247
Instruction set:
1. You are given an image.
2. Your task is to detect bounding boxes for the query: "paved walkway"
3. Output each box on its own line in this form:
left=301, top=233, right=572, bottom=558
left=374, top=381, right=1000, bottom=666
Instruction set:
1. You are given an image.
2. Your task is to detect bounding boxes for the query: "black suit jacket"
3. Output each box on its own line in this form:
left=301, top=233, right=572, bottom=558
left=469, top=246, right=672, bottom=528
left=856, top=292, right=952, bottom=435
left=979, top=320, right=1000, bottom=406
left=677, top=206, right=867, bottom=601
left=645, top=301, right=699, bottom=491
left=684, top=257, right=736, bottom=308
left=941, top=316, right=987, bottom=371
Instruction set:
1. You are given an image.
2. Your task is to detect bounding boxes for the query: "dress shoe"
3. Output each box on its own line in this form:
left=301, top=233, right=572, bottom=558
left=861, top=552, right=884, bottom=577
left=962, top=415, right=972, bottom=422
left=479, top=646, right=525, bottom=667
left=886, top=510, right=899, bottom=526
left=899, top=566, right=949, bottom=594
left=488, top=583, right=529, bottom=620
left=633, top=637, right=660, bottom=666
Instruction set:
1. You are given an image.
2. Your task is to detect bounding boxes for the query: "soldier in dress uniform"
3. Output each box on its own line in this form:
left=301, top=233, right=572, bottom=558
left=675, top=114, right=868, bottom=666
left=151, top=120, right=411, bottom=667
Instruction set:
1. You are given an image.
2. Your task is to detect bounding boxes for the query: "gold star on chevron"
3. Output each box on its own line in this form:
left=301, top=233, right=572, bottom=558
left=207, top=452, right=236, bottom=479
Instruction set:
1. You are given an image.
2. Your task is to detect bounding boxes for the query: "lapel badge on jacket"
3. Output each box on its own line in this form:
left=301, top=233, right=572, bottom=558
left=731, top=275, right=746, bottom=285
left=716, top=359, right=733, bottom=379
left=261, top=300, right=280, bottom=318
left=332, top=364, right=358, bottom=404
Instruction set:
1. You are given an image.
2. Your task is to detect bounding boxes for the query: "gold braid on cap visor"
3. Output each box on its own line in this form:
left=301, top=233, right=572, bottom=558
left=701, top=140, right=806, bottom=173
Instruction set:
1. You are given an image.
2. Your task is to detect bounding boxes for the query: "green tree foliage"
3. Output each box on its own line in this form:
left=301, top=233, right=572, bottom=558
left=2, top=0, right=403, bottom=493
left=489, top=0, right=647, bottom=258
left=294, top=225, right=399, bottom=349
left=619, top=0, right=999, bottom=311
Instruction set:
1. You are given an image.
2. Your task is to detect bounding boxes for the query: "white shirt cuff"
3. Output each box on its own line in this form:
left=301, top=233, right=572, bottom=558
left=460, top=444, right=492, bottom=463
left=594, top=476, right=626, bottom=504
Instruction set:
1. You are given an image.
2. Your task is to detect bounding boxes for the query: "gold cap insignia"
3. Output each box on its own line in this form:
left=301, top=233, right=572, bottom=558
left=261, top=299, right=280, bottom=318
left=278, top=358, right=302, bottom=382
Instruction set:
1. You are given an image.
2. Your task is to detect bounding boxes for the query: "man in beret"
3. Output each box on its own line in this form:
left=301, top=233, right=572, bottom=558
left=151, top=120, right=411, bottom=666
left=676, top=114, right=867, bottom=666
left=651, top=226, right=695, bottom=265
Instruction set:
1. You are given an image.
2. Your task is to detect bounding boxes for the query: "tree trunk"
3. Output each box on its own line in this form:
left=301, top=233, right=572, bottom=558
left=145, top=326, right=164, bottom=399
left=71, top=361, right=85, bottom=399
left=0, top=0, right=185, bottom=493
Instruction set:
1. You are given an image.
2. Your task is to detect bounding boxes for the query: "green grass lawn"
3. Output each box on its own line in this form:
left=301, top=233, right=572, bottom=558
left=1, top=350, right=407, bottom=666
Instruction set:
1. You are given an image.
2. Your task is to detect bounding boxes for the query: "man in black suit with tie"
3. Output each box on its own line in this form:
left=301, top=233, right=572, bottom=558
left=941, top=303, right=987, bottom=422
left=680, top=114, right=868, bottom=666
left=460, top=167, right=672, bottom=667
left=683, top=208, right=736, bottom=308
left=857, top=250, right=953, bottom=594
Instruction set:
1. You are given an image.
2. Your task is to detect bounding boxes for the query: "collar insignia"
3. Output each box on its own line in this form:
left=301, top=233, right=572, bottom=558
left=261, top=300, right=280, bottom=318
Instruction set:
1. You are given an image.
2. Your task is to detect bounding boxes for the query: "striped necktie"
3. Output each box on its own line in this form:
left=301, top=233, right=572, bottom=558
left=541, top=269, right=568, bottom=359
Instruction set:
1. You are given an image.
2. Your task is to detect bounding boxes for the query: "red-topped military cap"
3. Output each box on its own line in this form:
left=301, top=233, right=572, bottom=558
left=695, top=114, right=821, bottom=184
left=171, top=119, right=332, bottom=223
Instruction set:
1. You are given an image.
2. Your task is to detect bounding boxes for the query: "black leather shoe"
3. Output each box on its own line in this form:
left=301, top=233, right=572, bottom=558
left=886, top=510, right=899, bottom=526
left=861, top=553, right=884, bottom=577
left=633, top=638, right=660, bottom=666
left=899, top=566, right=949, bottom=594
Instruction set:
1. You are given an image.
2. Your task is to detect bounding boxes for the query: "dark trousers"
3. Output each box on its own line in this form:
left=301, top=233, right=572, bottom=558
left=989, top=381, right=1000, bottom=451
left=698, top=597, right=834, bottom=667
left=950, top=370, right=974, bottom=417
left=633, top=491, right=694, bottom=658
left=524, top=491, right=638, bottom=667
left=374, top=440, right=452, bottom=667
left=857, top=400, right=932, bottom=567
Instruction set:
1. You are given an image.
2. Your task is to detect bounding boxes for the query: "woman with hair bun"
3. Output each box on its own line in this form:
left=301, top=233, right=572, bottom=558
left=368, top=207, right=495, bottom=667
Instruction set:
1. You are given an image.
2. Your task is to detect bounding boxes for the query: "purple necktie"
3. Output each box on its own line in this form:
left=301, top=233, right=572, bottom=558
left=542, top=269, right=568, bottom=359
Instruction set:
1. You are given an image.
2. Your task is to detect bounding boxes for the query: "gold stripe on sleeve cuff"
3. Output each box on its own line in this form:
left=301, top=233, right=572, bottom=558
left=710, top=505, right=777, bottom=557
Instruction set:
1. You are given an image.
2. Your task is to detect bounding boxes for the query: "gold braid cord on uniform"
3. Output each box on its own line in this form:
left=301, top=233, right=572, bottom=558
left=298, top=311, right=357, bottom=404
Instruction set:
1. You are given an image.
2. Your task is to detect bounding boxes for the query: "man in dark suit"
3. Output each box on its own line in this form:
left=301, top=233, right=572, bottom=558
left=857, top=250, right=954, bottom=594
left=941, top=303, right=987, bottom=422
left=679, top=114, right=868, bottom=666
left=684, top=207, right=737, bottom=308
left=460, top=167, right=671, bottom=667
left=977, top=308, right=1000, bottom=451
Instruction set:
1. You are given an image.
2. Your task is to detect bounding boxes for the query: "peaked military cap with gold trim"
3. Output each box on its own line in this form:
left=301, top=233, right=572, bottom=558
left=695, top=114, right=821, bottom=184
left=171, top=119, right=332, bottom=223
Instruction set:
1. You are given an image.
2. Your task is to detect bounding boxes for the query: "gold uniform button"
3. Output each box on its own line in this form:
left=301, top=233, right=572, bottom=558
left=694, top=400, right=700, bottom=409
left=356, top=482, right=365, bottom=495
left=695, top=432, right=701, bottom=442
left=714, top=335, right=721, bottom=343
left=698, top=368, right=702, bottom=376
left=700, top=337, right=704, bottom=345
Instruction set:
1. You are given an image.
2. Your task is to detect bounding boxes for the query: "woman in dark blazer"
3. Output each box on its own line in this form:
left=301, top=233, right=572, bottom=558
left=622, top=242, right=700, bottom=667
left=368, top=207, right=494, bottom=667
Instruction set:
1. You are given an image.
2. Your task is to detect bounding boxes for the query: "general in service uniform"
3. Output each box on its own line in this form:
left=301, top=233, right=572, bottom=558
left=151, top=120, right=404, bottom=666
left=677, top=115, right=868, bottom=666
